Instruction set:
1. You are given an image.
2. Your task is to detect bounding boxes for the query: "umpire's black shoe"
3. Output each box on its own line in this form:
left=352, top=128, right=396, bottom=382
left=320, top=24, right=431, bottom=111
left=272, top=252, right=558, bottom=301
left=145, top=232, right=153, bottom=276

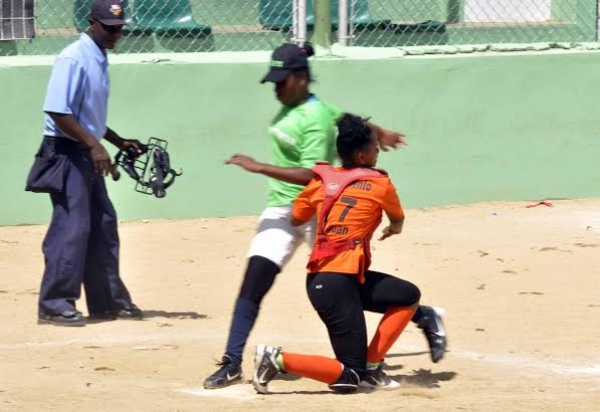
left=89, top=304, right=144, bottom=320
left=114, top=304, right=144, bottom=320
left=38, top=309, right=85, bottom=327
left=204, top=355, right=243, bottom=389
left=417, top=306, right=447, bottom=363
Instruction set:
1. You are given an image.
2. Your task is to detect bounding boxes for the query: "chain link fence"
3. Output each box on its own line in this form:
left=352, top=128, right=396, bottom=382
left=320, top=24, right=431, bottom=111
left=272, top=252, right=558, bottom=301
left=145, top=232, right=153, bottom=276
left=350, top=0, right=599, bottom=48
left=0, top=0, right=598, bottom=56
left=2, top=0, right=298, bottom=55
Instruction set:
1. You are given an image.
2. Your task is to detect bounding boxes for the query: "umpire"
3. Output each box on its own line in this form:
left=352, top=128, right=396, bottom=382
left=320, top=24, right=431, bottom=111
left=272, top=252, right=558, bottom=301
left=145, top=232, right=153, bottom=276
left=28, top=0, right=143, bottom=326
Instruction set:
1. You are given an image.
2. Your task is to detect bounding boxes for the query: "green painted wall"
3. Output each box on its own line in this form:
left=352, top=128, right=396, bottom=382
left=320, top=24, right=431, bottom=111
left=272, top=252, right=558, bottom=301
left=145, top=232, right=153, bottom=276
left=1, top=52, right=600, bottom=226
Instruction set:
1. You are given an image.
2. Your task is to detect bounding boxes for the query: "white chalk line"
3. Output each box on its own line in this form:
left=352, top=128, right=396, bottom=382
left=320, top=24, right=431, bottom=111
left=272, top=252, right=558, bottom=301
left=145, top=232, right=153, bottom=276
left=1, top=332, right=599, bottom=378
left=450, top=348, right=600, bottom=377
left=176, top=386, right=258, bottom=401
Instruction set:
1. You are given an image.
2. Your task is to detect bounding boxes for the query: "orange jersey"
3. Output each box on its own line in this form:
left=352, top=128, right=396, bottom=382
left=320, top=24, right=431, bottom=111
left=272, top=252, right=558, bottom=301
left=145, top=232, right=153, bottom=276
left=292, top=166, right=404, bottom=276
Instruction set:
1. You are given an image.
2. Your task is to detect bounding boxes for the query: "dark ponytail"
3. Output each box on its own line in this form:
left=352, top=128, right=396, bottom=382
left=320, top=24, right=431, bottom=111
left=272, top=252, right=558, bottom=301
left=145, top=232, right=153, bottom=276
left=301, top=42, right=315, bottom=58
left=293, top=42, right=315, bottom=82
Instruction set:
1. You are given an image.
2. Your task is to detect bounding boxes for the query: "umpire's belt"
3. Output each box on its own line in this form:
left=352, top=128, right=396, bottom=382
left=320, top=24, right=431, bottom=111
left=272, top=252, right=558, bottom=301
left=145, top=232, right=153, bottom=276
left=43, top=136, right=89, bottom=154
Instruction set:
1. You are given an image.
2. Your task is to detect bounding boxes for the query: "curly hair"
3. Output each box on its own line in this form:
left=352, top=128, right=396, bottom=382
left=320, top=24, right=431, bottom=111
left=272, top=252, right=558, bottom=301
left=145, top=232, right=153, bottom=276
left=336, top=113, right=373, bottom=166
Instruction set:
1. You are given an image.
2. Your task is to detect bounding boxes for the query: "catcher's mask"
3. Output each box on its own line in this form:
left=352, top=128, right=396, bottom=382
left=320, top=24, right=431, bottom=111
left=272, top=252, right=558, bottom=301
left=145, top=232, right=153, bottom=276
left=111, top=137, right=182, bottom=198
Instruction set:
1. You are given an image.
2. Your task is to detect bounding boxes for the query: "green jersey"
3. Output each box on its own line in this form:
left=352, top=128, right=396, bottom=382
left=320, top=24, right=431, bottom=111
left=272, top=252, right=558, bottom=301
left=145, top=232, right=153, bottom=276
left=267, top=95, right=342, bottom=206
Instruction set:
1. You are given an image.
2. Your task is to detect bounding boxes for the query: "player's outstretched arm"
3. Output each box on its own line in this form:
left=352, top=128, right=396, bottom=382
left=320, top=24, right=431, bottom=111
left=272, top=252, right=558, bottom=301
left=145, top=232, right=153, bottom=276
left=365, top=121, right=408, bottom=151
left=225, top=153, right=314, bottom=185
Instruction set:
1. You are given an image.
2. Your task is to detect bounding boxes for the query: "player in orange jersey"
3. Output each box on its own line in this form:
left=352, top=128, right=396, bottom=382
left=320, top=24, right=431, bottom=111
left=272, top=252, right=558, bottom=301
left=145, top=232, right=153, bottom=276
left=251, top=113, right=422, bottom=394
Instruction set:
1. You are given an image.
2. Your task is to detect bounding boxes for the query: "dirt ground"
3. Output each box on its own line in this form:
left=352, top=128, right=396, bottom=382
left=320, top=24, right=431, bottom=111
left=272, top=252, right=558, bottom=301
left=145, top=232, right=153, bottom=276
left=1, top=199, right=599, bottom=411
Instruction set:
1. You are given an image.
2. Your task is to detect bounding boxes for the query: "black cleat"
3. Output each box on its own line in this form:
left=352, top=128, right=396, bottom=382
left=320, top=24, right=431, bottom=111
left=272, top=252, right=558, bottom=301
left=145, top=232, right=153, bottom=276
left=417, top=306, right=447, bottom=363
left=328, top=367, right=360, bottom=394
left=203, top=355, right=243, bottom=389
left=359, top=364, right=400, bottom=390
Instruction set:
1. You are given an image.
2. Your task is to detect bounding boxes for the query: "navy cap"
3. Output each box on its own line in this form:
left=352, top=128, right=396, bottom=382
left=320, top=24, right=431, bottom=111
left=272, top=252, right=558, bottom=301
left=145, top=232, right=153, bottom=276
left=89, top=0, right=127, bottom=25
left=261, top=43, right=310, bottom=84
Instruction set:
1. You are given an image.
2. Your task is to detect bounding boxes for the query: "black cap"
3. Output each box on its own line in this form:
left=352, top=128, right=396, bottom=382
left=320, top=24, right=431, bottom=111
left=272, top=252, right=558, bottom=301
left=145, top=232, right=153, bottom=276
left=261, top=43, right=309, bottom=84
left=89, top=0, right=127, bottom=26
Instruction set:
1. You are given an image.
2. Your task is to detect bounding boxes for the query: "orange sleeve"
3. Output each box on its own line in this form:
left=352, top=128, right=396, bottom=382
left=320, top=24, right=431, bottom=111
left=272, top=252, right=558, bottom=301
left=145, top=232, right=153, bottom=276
left=292, top=178, right=321, bottom=224
left=382, top=179, right=404, bottom=219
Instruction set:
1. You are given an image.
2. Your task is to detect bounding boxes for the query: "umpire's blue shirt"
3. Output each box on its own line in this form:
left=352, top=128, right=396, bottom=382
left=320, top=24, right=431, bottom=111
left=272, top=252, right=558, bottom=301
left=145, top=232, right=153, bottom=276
left=43, top=33, right=109, bottom=141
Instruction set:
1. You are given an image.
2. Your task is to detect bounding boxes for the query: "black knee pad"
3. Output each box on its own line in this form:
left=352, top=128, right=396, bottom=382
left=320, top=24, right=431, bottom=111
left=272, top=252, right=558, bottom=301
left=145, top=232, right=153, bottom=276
left=409, top=283, right=422, bottom=306
left=238, top=256, right=281, bottom=305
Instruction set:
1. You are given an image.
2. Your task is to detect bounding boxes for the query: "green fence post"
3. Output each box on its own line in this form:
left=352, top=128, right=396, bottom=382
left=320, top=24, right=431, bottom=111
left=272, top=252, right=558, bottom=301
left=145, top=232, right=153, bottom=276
left=596, top=0, right=600, bottom=41
left=447, top=0, right=463, bottom=24
left=313, top=0, right=332, bottom=48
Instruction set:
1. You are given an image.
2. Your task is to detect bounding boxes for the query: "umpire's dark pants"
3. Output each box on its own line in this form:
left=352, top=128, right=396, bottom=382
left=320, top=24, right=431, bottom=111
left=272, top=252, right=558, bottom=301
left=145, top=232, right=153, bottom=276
left=306, top=270, right=421, bottom=375
left=38, top=137, right=133, bottom=315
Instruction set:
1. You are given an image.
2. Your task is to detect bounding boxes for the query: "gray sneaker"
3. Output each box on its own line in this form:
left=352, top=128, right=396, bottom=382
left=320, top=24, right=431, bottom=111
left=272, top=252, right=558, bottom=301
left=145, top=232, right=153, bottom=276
left=252, top=344, right=282, bottom=394
left=203, top=355, right=243, bottom=389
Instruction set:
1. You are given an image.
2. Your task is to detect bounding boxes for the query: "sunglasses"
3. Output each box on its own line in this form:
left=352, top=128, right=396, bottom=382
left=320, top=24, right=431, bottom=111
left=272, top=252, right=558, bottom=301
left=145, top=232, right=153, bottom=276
left=96, top=21, right=124, bottom=33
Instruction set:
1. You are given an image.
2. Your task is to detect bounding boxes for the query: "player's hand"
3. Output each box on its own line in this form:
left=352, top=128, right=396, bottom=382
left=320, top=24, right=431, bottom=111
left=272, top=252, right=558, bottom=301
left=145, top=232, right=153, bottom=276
left=89, top=142, right=112, bottom=176
left=120, top=139, right=145, bottom=157
left=378, top=225, right=401, bottom=241
left=378, top=129, right=407, bottom=152
left=225, top=154, right=264, bottom=173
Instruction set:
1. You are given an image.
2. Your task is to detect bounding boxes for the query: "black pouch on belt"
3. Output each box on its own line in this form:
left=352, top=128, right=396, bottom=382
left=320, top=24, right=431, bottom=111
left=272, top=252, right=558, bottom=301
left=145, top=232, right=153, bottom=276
left=25, top=139, right=70, bottom=194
